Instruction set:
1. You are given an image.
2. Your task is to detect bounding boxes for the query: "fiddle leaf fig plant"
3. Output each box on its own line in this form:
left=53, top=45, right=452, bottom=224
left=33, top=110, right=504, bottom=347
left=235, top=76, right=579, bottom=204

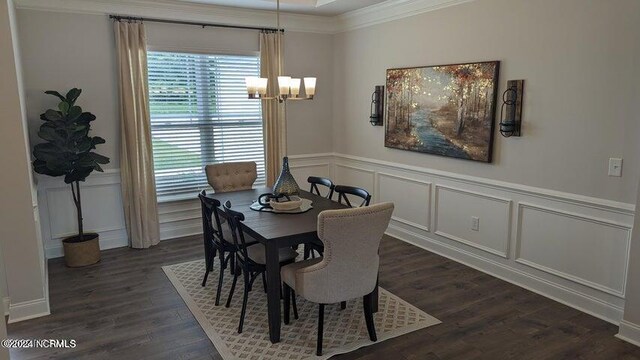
left=32, top=88, right=110, bottom=242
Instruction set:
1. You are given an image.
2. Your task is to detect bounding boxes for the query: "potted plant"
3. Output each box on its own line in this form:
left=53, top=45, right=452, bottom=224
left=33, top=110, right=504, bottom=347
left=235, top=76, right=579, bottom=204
left=32, top=88, right=110, bottom=267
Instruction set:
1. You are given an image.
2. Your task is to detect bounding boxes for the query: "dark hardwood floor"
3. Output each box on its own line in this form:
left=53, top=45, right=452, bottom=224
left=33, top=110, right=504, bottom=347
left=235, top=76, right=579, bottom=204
left=8, top=235, right=640, bottom=360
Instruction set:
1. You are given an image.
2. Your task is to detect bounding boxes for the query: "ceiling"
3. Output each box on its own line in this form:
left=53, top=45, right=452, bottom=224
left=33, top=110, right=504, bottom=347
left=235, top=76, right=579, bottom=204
left=171, top=0, right=388, bottom=16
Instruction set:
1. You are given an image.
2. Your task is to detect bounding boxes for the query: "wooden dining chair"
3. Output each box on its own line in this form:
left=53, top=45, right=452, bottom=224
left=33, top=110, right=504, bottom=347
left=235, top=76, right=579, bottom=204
left=223, top=201, right=299, bottom=333
left=308, top=176, right=335, bottom=200
left=199, top=190, right=254, bottom=306
left=281, top=202, right=394, bottom=356
left=205, top=161, right=257, bottom=193
left=303, top=177, right=335, bottom=260
left=334, top=185, right=372, bottom=208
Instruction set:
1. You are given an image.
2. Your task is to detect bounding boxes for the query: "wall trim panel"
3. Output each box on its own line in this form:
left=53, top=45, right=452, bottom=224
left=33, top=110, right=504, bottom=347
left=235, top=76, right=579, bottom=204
left=515, top=202, right=632, bottom=297
left=377, top=172, right=431, bottom=232
left=434, top=184, right=512, bottom=258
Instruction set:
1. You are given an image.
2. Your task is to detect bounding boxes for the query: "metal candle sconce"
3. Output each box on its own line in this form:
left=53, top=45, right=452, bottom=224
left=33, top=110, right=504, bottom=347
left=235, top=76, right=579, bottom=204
left=499, top=80, right=524, bottom=137
left=369, top=85, right=384, bottom=126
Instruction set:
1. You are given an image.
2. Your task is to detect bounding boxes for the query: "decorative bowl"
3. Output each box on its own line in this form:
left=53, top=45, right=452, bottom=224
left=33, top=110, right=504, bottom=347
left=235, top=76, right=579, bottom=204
left=270, top=197, right=303, bottom=211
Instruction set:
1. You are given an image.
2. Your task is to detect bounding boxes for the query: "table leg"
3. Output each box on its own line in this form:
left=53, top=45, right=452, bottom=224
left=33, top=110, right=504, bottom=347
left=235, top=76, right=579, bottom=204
left=265, top=242, right=281, bottom=343
left=372, top=275, right=379, bottom=313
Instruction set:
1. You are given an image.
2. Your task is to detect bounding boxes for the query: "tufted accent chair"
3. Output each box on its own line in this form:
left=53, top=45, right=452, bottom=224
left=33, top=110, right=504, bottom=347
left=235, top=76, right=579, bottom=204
left=205, top=162, right=258, bottom=193
left=281, top=202, right=394, bottom=355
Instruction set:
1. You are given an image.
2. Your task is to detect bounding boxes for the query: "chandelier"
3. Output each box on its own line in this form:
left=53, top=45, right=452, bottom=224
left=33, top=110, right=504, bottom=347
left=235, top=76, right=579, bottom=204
left=245, top=0, right=316, bottom=102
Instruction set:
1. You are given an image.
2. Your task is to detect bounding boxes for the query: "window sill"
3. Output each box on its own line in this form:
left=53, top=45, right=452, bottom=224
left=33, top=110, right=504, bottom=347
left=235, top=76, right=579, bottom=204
left=157, top=193, right=201, bottom=204
left=157, top=184, right=266, bottom=204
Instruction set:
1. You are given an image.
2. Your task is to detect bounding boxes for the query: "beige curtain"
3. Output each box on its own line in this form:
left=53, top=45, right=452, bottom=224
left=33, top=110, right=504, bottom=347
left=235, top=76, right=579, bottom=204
left=114, top=21, right=160, bottom=249
left=260, top=31, right=286, bottom=186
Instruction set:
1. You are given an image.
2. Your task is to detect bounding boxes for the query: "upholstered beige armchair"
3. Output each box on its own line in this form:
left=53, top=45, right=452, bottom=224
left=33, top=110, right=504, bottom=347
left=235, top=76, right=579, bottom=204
left=281, top=202, right=394, bottom=356
left=205, top=162, right=257, bottom=193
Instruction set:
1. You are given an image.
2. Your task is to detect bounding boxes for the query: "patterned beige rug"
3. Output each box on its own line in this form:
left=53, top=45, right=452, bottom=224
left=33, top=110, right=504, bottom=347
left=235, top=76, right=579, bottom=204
left=163, top=260, right=440, bottom=359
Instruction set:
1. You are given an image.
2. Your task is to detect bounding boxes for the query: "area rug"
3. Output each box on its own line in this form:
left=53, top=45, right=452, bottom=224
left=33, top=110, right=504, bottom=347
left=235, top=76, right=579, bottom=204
left=163, top=260, right=440, bottom=359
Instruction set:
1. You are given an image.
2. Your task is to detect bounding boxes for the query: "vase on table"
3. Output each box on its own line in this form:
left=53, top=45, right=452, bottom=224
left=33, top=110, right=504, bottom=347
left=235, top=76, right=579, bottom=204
left=272, top=156, right=300, bottom=197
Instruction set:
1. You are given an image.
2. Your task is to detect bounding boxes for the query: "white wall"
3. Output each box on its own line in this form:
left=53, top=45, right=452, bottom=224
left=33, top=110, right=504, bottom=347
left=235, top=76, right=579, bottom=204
left=332, top=0, right=640, bottom=204
left=0, top=0, right=48, bottom=323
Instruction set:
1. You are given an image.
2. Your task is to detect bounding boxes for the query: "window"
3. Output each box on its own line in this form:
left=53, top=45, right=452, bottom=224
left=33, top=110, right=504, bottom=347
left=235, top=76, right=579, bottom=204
left=148, top=51, right=265, bottom=199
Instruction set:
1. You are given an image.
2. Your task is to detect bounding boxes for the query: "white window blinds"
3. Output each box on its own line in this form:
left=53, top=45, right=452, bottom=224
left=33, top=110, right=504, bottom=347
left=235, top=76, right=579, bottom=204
left=148, top=51, right=265, bottom=199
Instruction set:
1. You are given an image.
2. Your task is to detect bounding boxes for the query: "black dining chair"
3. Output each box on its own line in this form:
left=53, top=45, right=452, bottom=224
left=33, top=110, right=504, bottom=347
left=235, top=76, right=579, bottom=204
left=223, top=201, right=299, bottom=333
left=303, top=176, right=336, bottom=260
left=308, top=176, right=335, bottom=200
left=334, top=185, right=372, bottom=208
left=199, top=190, right=251, bottom=306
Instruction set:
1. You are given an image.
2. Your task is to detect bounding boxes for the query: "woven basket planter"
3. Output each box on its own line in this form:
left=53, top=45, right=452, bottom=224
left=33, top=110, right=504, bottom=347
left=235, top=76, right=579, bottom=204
left=62, top=233, right=100, bottom=267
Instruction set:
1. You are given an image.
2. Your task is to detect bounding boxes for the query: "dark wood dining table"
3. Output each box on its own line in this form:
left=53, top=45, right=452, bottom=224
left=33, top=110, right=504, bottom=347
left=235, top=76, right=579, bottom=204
left=206, top=187, right=378, bottom=344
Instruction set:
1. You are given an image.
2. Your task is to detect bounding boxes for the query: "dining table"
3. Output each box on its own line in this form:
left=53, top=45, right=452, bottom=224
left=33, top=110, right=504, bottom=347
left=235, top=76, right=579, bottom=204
left=206, top=186, right=379, bottom=344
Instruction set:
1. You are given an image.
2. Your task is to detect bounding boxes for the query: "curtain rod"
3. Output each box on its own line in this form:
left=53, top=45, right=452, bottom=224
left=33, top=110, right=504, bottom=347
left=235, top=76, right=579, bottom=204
left=109, top=15, right=284, bottom=33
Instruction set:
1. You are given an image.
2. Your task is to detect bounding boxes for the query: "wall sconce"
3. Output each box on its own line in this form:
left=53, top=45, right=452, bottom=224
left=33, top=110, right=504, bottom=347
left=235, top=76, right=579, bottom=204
left=499, top=80, right=524, bottom=137
left=369, top=85, right=384, bottom=126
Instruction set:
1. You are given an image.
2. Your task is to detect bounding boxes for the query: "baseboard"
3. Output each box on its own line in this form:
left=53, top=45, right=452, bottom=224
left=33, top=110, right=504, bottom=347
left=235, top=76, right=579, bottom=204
left=7, top=297, right=50, bottom=324
left=45, top=231, right=128, bottom=259
left=617, top=321, right=640, bottom=347
left=160, top=223, right=202, bottom=241
left=386, top=224, right=623, bottom=324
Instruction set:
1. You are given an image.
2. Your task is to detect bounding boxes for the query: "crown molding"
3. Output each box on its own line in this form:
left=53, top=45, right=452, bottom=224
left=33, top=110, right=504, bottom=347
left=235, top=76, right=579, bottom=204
left=13, top=0, right=338, bottom=34
left=14, top=0, right=476, bottom=34
left=336, top=0, right=476, bottom=32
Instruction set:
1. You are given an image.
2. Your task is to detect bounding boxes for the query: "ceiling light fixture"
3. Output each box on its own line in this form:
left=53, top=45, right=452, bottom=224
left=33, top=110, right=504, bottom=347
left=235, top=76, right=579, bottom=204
left=245, top=0, right=316, bottom=102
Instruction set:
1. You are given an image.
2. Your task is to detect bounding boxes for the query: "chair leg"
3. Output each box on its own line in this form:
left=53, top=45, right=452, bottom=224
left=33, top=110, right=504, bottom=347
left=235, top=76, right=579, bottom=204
left=291, top=289, right=299, bottom=320
left=283, top=283, right=291, bottom=325
left=225, top=266, right=239, bottom=308
left=317, top=304, right=325, bottom=356
left=363, top=292, right=377, bottom=342
left=229, top=253, right=236, bottom=275
left=261, top=272, right=267, bottom=293
left=214, top=251, right=226, bottom=306
left=340, top=301, right=346, bottom=310
left=201, top=247, right=215, bottom=287
left=238, top=270, right=250, bottom=333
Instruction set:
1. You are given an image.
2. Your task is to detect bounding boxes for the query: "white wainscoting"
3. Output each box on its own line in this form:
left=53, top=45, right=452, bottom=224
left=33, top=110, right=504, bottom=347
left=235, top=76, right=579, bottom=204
left=37, top=170, right=205, bottom=259
left=377, top=172, right=431, bottom=232
left=434, top=185, right=512, bottom=258
left=321, top=153, right=634, bottom=325
left=37, top=170, right=128, bottom=259
left=35, top=153, right=636, bottom=325
left=36, top=154, right=335, bottom=260
left=515, top=203, right=631, bottom=297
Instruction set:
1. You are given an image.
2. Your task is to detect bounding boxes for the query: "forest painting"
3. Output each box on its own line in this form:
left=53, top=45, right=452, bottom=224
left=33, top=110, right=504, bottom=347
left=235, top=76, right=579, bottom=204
left=385, top=61, right=499, bottom=162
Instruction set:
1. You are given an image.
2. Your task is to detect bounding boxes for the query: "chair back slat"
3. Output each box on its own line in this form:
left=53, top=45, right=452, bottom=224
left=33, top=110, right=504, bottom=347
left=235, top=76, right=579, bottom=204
left=198, top=190, right=227, bottom=246
left=223, top=201, right=251, bottom=264
left=308, top=176, right=335, bottom=200
left=334, top=185, right=371, bottom=207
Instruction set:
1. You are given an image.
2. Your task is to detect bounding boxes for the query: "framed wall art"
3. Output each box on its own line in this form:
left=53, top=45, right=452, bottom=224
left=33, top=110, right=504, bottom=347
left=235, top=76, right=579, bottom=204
left=385, top=61, right=500, bottom=162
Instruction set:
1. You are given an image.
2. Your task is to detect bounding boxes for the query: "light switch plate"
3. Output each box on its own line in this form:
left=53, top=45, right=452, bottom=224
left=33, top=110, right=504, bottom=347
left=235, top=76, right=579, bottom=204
left=471, top=216, right=480, bottom=231
left=609, top=158, right=623, bottom=177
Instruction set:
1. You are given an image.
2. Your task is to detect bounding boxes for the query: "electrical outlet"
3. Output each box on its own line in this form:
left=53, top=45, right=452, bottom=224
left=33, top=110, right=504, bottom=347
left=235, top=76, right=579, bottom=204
left=471, top=216, right=480, bottom=231
left=609, top=158, right=623, bottom=177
